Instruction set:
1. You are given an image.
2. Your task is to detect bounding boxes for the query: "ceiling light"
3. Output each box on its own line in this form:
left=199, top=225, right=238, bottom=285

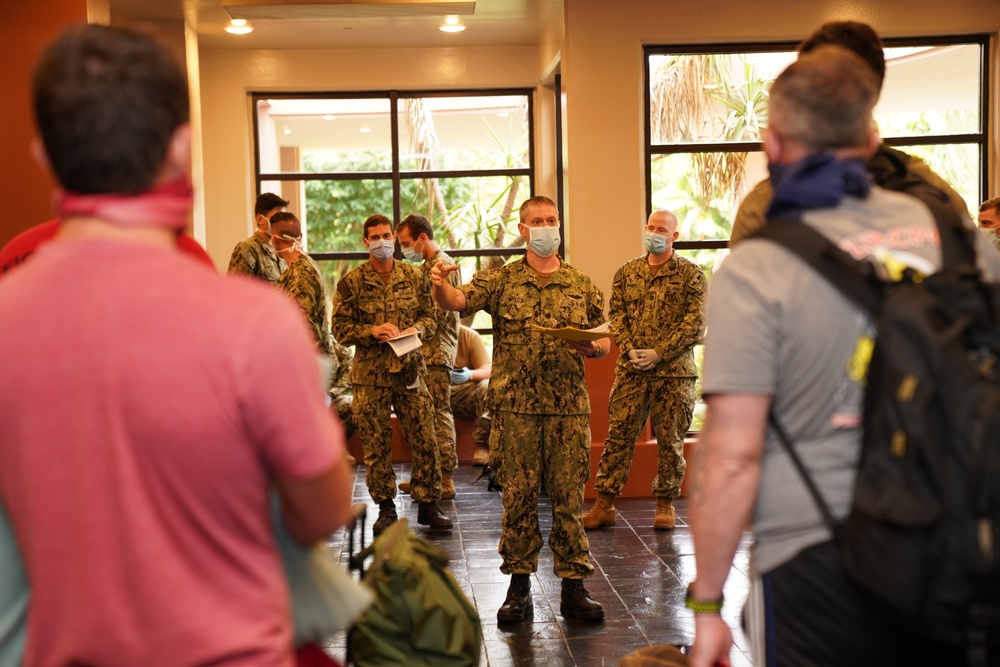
left=323, top=115, right=335, bottom=121
left=497, top=111, right=510, bottom=118
left=283, top=127, right=292, bottom=135
left=439, top=15, right=465, bottom=33
left=225, top=18, right=253, bottom=34
left=359, top=126, right=372, bottom=134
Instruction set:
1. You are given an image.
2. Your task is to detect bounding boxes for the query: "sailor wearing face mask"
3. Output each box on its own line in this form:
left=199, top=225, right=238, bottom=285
left=429, top=195, right=609, bottom=624
left=227, top=192, right=288, bottom=282
left=271, top=212, right=332, bottom=357
left=330, top=214, right=453, bottom=536
left=582, top=209, right=706, bottom=533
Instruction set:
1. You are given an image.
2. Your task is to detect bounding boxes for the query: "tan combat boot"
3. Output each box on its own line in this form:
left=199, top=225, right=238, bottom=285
left=653, top=497, right=676, bottom=530
left=441, top=469, right=456, bottom=500
left=582, top=492, right=616, bottom=530
left=472, top=444, right=490, bottom=467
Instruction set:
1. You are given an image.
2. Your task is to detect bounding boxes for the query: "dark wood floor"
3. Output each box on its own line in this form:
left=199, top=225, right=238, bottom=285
left=326, top=464, right=753, bottom=666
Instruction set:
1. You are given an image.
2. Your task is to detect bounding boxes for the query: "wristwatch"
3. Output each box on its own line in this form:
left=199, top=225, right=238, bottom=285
left=588, top=346, right=602, bottom=359
left=685, top=583, right=724, bottom=614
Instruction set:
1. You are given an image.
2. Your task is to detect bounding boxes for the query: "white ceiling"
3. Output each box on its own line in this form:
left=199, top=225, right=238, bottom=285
left=109, top=0, right=563, bottom=50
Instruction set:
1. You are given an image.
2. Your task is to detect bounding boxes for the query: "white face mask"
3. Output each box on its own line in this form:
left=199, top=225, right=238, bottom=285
left=644, top=232, right=669, bottom=255
left=527, top=226, right=560, bottom=258
left=401, top=242, right=421, bottom=262
left=275, top=234, right=303, bottom=255
left=368, top=238, right=395, bottom=262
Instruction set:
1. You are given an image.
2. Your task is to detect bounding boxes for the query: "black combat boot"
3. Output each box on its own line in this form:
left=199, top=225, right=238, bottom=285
left=416, top=501, right=453, bottom=529
left=560, top=578, right=604, bottom=621
left=371, top=499, right=397, bottom=536
left=497, top=573, right=533, bottom=624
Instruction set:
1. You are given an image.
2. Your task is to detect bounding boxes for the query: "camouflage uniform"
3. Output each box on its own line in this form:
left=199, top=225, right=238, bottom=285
left=331, top=260, right=440, bottom=504
left=328, top=339, right=355, bottom=438
left=450, top=325, right=491, bottom=448
left=594, top=254, right=706, bottom=499
left=226, top=233, right=286, bottom=283
left=420, top=250, right=461, bottom=473
left=459, top=257, right=605, bottom=578
left=276, top=254, right=333, bottom=357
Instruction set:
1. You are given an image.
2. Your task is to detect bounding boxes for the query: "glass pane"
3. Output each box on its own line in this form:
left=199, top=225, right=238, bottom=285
left=649, top=52, right=794, bottom=145
left=398, top=96, right=530, bottom=172
left=304, top=178, right=394, bottom=253
left=877, top=45, right=982, bottom=139
left=892, top=143, right=981, bottom=216
left=651, top=152, right=767, bottom=241
left=399, top=175, right=526, bottom=252
left=257, top=98, right=392, bottom=174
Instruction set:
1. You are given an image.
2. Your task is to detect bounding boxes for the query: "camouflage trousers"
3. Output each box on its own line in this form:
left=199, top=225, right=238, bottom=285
left=594, top=372, right=696, bottom=499
left=492, top=410, right=593, bottom=579
left=329, top=392, right=355, bottom=439
left=353, top=379, right=441, bottom=503
left=449, top=378, right=491, bottom=448
left=425, top=365, right=457, bottom=472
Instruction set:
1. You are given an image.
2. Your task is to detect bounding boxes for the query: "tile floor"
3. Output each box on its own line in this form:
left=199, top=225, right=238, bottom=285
left=325, top=464, right=753, bottom=667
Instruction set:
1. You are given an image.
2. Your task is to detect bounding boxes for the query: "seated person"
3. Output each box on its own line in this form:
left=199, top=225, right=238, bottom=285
left=449, top=325, right=492, bottom=466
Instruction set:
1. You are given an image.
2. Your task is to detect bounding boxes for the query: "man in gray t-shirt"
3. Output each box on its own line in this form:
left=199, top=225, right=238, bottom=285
left=687, top=47, right=1000, bottom=667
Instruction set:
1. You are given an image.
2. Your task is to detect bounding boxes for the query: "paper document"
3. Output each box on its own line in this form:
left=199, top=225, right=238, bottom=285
left=385, top=331, right=422, bottom=357
left=529, top=322, right=614, bottom=341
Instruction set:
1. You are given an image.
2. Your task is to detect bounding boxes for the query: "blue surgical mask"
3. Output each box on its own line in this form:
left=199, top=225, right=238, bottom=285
left=368, top=239, right=394, bottom=262
left=527, top=226, right=560, bottom=258
left=401, top=244, right=421, bottom=262
left=644, top=232, right=669, bottom=255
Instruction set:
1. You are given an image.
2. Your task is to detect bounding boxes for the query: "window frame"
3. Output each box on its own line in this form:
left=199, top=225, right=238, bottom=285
left=251, top=88, right=536, bottom=263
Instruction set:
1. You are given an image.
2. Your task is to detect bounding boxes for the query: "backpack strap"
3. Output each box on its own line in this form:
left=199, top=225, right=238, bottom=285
left=768, top=412, right=839, bottom=532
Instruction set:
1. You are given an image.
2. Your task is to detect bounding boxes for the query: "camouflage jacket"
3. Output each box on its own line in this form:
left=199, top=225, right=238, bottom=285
left=420, top=249, right=460, bottom=368
left=227, top=233, right=286, bottom=283
left=460, top=257, right=605, bottom=415
left=330, top=260, right=436, bottom=387
left=609, top=253, right=705, bottom=378
left=329, top=338, right=354, bottom=397
left=277, top=254, right=332, bottom=356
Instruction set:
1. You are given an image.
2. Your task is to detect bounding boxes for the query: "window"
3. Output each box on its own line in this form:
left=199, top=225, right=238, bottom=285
left=252, top=90, right=535, bottom=330
left=645, top=37, right=990, bottom=427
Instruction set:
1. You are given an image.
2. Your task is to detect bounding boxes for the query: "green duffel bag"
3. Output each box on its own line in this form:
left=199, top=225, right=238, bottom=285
left=349, top=519, right=481, bottom=667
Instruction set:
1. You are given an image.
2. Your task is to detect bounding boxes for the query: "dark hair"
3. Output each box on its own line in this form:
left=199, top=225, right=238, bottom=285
left=363, top=214, right=393, bottom=238
left=269, top=211, right=299, bottom=227
left=396, top=214, right=434, bottom=241
left=798, top=21, right=885, bottom=87
left=518, top=196, right=558, bottom=225
left=32, top=24, right=189, bottom=194
left=981, top=198, right=1000, bottom=215
left=255, top=193, right=288, bottom=217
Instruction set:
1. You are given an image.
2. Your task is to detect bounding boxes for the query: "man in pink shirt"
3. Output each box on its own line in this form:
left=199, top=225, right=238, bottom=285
left=0, top=24, right=352, bottom=667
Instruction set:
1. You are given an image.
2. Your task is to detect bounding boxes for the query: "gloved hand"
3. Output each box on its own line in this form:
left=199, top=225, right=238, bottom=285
left=450, top=367, right=473, bottom=385
left=629, top=348, right=662, bottom=372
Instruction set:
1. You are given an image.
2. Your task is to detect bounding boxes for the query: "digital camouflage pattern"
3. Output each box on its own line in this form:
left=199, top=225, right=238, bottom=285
left=425, top=365, right=457, bottom=472
left=608, top=253, right=706, bottom=378
left=276, top=254, right=332, bottom=356
left=491, top=411, right=593, bottom=578
left=458, top=256, right=605, bottom=577
left=421, top=250, right=460, bottom=473
left=330, top=260, right=436, bottom=387
left=450, top=379, right=491, bottom=448
left=420, top=250, right=460, bottom=367
left=596, top=253, right=706, bottom=499
left=226, top=233, right=285, bottom=283
left=328, top=339, right=354, bottom=438
left=594, top=375, right=696, bottom=498
left=459, top=257, right=606, bottom=415
left=331, top=259, right=440, bottom=503
left=353, top=381, right=441, bottom=503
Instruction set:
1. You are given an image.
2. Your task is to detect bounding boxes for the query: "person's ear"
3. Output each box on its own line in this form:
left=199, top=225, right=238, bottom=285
left=763, top=127, right=782, bottom=164
left=864, top=124, right=881, bottom=159
left=163, top=123, right=192, bottom=181
left=31, top=137, right=52, bottom=176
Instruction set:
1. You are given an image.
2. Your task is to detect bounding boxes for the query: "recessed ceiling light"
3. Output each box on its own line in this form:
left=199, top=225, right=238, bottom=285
left=225, top=18, right=253, bottom=35
left=283, top=127, right=292, bottom=135
left=497, top=111, right=510, bottom=118
left=359, top=126, right=372, bottom=134
left=323, top=115, right=335, bottom=121
left=440, top=15, right=465, bottom=33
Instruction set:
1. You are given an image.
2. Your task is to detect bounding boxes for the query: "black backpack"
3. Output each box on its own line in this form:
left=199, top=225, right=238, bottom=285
left=753, top=182, right=1000, bottom=663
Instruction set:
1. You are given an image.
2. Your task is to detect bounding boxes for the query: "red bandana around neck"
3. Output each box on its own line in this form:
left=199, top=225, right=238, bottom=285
left=57, top=178, right=194, bottom=232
